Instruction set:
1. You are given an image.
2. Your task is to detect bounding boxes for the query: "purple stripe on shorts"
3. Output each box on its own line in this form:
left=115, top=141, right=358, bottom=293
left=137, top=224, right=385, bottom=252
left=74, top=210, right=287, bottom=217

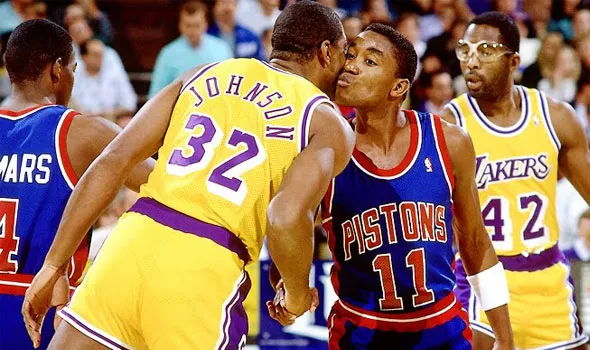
left=219, top=272, right=252, bottom=349
left=498, top=244, right=564, bottom=272
left=179, top=62, right=220, bottom=94
left=128, top=197, right=250, bottom=263
left=60, top=309, right=128, bottom=350
left=300, top=96, right=328, bottom=150
left=453, top=258, right=471, bottom=314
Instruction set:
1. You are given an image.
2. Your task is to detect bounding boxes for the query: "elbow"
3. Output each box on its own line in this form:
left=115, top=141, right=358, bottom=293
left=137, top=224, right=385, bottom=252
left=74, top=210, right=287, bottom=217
left=266, top=200, right=311, bottom=241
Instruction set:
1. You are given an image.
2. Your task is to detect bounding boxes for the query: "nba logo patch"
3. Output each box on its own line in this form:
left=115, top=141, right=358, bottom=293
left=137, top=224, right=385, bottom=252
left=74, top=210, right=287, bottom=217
left=425, top=157, right=433, bottom=172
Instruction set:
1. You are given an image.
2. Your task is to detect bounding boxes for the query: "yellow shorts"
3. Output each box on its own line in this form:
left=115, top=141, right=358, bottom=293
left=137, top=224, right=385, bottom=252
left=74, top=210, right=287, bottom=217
left=59, top=198, right=251, bottom=350
left=456, top=246, right=588, bottom=349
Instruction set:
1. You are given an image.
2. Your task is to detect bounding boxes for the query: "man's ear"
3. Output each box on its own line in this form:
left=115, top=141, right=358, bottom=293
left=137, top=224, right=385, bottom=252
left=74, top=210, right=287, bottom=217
left=50, top=57, right=63, bottom=84
left=389, top=78, right=411, bottom=99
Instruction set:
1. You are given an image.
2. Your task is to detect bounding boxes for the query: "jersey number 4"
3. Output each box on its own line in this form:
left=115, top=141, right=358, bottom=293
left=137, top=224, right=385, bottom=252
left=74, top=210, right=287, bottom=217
left=166, top=113, right=267, bottom=206
left=0, top=198, right=19, bottom=273
left=372, top=248, right=434, bottom=311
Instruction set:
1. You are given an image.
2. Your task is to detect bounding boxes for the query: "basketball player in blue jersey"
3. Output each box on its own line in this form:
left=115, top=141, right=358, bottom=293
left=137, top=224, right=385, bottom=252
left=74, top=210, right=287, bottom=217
left=268, top=23, right=514, bottom=349
left=0, top=20, right=153, bottom=349
left=440, top=12, right=590, bottom=350
left=23, top=2, right=355, bottom=349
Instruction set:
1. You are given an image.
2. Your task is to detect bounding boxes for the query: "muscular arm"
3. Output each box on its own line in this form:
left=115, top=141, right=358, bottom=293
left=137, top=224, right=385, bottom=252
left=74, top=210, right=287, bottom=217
left=442, top=121, right=513, bottom=345
left=266, top=104, right=355, bottom=309
left=43, top=66, right=205, bottom=271
left=549, top=98, right=590, bottom=202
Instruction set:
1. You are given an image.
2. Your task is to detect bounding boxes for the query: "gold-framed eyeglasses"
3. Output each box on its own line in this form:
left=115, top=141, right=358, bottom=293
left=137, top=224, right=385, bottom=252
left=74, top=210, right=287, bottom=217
left=455, top=39, right=516, bottom=63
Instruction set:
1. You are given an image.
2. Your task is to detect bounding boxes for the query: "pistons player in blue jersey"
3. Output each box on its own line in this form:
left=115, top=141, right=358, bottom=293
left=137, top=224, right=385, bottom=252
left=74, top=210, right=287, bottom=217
left=268, top=24, right=515, bottom=349
left=0, top=20, right=152, bottom=349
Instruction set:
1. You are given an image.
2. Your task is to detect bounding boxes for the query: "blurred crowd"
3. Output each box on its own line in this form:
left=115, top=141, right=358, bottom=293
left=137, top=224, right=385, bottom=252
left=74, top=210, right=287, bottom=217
left=3, top=0, right=590, bottom=272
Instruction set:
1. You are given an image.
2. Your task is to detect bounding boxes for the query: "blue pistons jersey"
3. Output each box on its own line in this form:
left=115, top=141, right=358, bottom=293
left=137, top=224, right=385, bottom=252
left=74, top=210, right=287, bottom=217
left=322, top=110, right=466, bottom=337
left=0, top=105, right=89, bottom=349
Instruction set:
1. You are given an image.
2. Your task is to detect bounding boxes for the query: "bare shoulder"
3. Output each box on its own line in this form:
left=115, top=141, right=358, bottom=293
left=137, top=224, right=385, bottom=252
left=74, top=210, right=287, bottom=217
left=438, top=105, right=459, bottom=125
left=437, top=116, right=475, bottom=169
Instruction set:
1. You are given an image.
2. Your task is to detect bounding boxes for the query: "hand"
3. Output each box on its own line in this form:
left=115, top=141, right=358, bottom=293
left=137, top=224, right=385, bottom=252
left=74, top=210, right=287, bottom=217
left=266, top=280, right=319, bottom=326
left=22, top=265, right=69, bottom=348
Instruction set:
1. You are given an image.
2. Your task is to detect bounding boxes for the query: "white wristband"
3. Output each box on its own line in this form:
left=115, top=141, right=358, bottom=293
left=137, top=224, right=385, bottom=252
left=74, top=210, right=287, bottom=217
left=466, top=262, right=510, bottom=311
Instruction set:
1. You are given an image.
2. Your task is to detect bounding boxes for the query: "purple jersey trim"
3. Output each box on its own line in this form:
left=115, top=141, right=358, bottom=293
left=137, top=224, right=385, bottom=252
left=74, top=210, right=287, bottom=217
left=179, top=62, right=220, bottom=94
left=128, top=197, right=250, bottom=263
left=498, top=244, right=564, bottom=272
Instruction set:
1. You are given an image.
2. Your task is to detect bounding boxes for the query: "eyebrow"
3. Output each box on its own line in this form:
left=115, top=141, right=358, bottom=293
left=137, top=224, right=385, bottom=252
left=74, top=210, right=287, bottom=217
left=348, top=42, right=385, bottom=56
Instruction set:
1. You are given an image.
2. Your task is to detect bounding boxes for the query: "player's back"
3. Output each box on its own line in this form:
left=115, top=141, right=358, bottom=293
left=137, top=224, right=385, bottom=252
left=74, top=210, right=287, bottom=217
left=322, top=111, right=458, bottom=321
left=448, top=86, right=559, bottom=256
left=0, top=104, right=87, bottom=349
left=140, top=58, right=331, bottom=260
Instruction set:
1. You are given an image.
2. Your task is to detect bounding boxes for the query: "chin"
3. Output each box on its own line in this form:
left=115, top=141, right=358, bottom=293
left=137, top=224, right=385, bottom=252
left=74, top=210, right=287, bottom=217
left=335, top=90, right=355, bottom=107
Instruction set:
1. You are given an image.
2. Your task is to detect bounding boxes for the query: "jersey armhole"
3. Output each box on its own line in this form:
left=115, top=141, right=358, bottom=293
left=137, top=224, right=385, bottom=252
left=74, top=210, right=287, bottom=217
left=447, top=101, right=464, bottom=128
left=298, top=95, right=333, bottom=152
left=431, top=114, right=455, bottom=196
left=55, top=109, right=80, bottom=190
left=538, top=90, right=562, bottom=152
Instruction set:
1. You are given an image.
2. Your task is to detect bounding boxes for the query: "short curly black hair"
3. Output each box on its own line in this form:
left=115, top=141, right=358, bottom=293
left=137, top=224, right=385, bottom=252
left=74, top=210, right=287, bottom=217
left=5, top=19, right=73, bottom=84
left=270, top=1, right=343, bottom=63
left=365, top=23, right=417, bottom=82
left=469, top=11, right=520, bottom=53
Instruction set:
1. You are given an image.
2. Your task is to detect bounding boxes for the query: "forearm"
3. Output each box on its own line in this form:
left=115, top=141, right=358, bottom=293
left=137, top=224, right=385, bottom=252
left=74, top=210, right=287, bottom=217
left=267, top=209, right=314, bottom=296
left=457, top=227, right=498, bottom=275
left=44, top=154, right=132, bottom=270
left=484, top=305, right=513, bottom=344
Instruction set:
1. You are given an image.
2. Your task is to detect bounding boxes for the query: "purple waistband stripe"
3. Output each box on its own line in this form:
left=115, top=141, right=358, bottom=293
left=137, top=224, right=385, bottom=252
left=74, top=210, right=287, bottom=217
left=498, top=244, right=565, bottom=272
left=128, top=197, right=251, bottom=264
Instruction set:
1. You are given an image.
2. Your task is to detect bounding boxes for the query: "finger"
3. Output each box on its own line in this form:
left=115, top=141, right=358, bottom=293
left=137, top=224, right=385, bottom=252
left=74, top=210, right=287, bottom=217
left=309, top=288, right=319, bottom=313
left=22, top=301, right=42, bottom=347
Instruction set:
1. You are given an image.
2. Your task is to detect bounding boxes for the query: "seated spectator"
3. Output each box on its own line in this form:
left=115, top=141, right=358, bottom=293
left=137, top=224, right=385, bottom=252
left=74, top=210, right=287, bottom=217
left=208, top=0, right=265, bottom=60
left=395, top=12, right=426, bottom=60
left=421, top=69, right=453, bottom=114
left=149, top=0, right=232, bottom=97
left=0, top=31, right=11, bottom=102
left=521, top=31, right=564, bottom=89
left=0, top=0, right=44, bottom=35
left=573, top=8, right=590, bottom=41
left=72, top=39, right=137, bottom=121
left=538, top=45, right=580, bottom=102
left=260, top=27, right=272, bottom=60
left=342, top=15, right=362, bottom=42
left=236, top=0, right=281, bottom=36
left=358, top=0, right=391, bottom=27
left=563, top=209, right=590, bottom=262
left=63, top=1, right=113, bottom=45
left=557, top=174, right=589, bottom=250
left=573, top=69, right=590, bottom=137
left=67, top=17, right=127, bottom=91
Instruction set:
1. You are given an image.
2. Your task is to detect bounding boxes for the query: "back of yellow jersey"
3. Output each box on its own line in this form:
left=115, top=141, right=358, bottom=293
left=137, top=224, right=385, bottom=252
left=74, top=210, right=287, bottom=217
left=140, top=59, right=331, bottom=260
left=448, top=86, right=560, bottom=256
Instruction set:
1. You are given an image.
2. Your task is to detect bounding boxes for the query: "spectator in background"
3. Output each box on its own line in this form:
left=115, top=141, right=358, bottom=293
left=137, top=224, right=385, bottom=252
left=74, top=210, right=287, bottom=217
left=317, top=0, right=346, bottom=18
left=208, top=0, right=265, bottom=60
left=395, top=12, right=426, bottom=60
left=0, top=31, right=11, bottom=102
left=0, top=0, right=31, bottom=34
left=421, top=69, right=453, bottom=114
left=525, top=0, right=551, bottom=38
left=548, top=0, right=581, bottom=41
left=260, top=27, right=272, bottom=59
left=418, top=0, right=472, bottom=42
left=573, top=69, right=590, bottom=136
left=493, top=0, right=519, bottom=16
left=514, top=13, right=541, bottom=71
left=563, top=209, right=590, bottom=262
left=538, top=45, right=581, bottom=102
left=236, top=0, right=281, bottom=36
left=521, top=31, right=564, bottom=88
left=573, top=8, right=590, bottom=40
left=72, top=39, right=137, bottom=122
left=149, top=0, right=232, bottom=97
left=342, top=15, right=362, bottom=42
left=576, top=31, right=590, bottom=76
left=63, top=1, right=113, bottom=45
left=358, top=0, right=391, bottom=27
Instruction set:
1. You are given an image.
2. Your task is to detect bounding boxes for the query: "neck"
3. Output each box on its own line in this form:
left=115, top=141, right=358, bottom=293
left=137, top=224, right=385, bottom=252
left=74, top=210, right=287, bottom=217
left=87, top=68, right=99, bottom=77
left=473, top=83, right=518, bottom=118
left=355, top=102, right=404, bottom=153
left=2, top=84, right=56, bottom=110
left=217, top=18, right=235, bottom=33
left=269, top=59, right=328, bottom=98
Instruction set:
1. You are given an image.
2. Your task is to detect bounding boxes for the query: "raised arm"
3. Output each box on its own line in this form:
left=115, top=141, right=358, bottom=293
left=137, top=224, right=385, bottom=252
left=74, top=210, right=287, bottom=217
left=549, top=98, right=590, bottom=202
left=441, top=120, right=514, bottom=349
left=266, top=104, right=355, bottom=317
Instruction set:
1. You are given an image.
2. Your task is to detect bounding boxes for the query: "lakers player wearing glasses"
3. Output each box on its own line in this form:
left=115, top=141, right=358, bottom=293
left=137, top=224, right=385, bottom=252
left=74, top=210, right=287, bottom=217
left=441, top=12, right=590, bottom=350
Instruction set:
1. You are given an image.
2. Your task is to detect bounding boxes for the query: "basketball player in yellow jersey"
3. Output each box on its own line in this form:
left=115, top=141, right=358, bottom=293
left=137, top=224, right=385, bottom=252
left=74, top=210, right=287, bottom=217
left=440, top=12, right=590, bottom=350
left=22, top=2, right=355, bottom=349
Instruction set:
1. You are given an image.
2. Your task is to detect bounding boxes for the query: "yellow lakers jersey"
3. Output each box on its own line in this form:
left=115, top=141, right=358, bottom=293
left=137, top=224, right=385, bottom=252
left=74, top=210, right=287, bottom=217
left=448, top=86, right=560, bottom=256
left=139, top=59, right=332, bottom=261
